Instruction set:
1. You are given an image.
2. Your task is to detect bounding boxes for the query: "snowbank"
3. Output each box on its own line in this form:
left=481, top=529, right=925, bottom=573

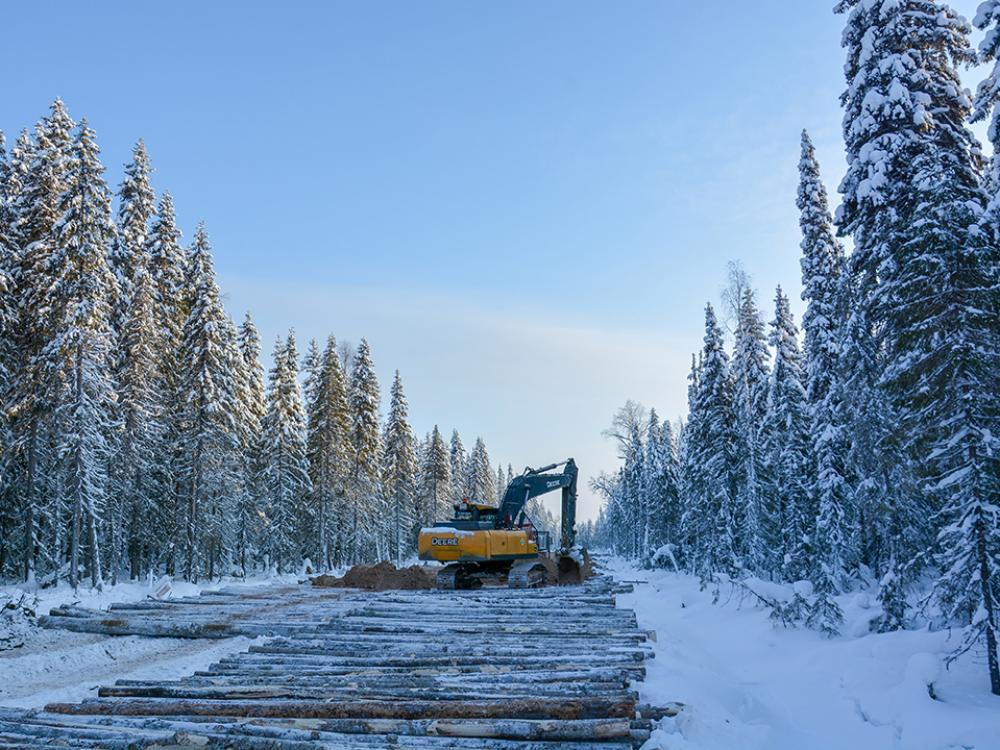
left=603, top=559, right=1000, bottom=750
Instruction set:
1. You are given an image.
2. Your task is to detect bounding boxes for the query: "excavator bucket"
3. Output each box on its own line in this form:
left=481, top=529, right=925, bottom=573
left=556, top=554, right=584, bottom=584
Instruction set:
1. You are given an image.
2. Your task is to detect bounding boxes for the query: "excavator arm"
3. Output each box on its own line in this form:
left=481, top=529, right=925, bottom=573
left=496, top=458, right=578, bottom=553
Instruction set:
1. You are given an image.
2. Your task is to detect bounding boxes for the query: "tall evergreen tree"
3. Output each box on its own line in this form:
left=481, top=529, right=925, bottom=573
left=382, top=371, right=417, bottom=562
left=449, top=430, right=467, bottom=504
left=47, top=119, right=120, bottom=590
left=760, top=288, right=812, bottom=583
left=9, top=101, right=74, bottom=581
left=177, top=223, right=238, bottom=581
left=306, top=335, right=351, bottom=569
left=347, top=339, right=382, bottom=563
left=466, top=437, right=496, bottom=504
left=145, top=192, right=186, bottom=572
left=416, top=426, right=451, bottom=530
left=693, top=305, right=738, bottom=578
left=259, top=332, right=311, bottom=573
left=797, top=131, right=852, bottom=636
left=233, top=313, right=266, bottom=574
left=112, top=265, right=164, bottom=581
left=109, top=140, right=154, bottom=334
left=731, top=288, right=770, bottom=573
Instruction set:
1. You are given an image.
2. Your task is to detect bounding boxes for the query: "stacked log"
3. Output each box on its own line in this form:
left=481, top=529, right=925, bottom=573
left=5, top=576, right=670, bottom=748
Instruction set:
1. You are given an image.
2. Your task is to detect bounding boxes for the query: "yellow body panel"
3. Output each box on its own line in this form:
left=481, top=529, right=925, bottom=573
left=418, top=527, right=538, bottom=563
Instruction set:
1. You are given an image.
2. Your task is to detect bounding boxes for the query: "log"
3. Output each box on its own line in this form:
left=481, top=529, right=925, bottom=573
left=246, top=645, right=649, bottom=664
left=97, top=682, right=638, bottom=702
left=48, top=695, right=637, bottom=720
left=18, top=711, right=636, bottom=742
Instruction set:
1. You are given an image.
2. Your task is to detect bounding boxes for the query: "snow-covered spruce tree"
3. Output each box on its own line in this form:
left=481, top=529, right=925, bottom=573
left=108, top=140, right=154, bottom=335
left=760, top=288, right=812, bottom=586
left=973, top=1, right=1000, bottom=229
left=449, top=430, right=467, bottom=504
left=917, top=0, right=1000, bottom=695
left=306, top=335, right=352, bottom=569
left=0, top=131, right=17, bottom=382
left=416, top=425, right=451, bottom=531
left=111, top=265, right=165, bottom=582
left=648, top=417, right=682, bottom=559
left=798, top=130, right=853, bottom=599
left=467, top=437, right=497, bottom=504
left=496, top=463, right=507, bottom=502
left=302, top=339, right=321, bottom=412
left=693, top=305, right=739, bottom=580
left=8, top=102, right=75, bottom=582
left=835, top=0, right=981, bottom=631
left=677, top=354, right=703, bottom=570
left=0, top=132, right=17, bottom=576
left=145, top=192, right=186, bottom=573
left=382, top=371, right=417, bottom=562
left=642, top=410, right=681, bottom=558
left=629, top=422, right=648, bottom=559
left=347, top=339, right=382, bottom=564
left=259, top=332, right=312, bottom=573
left=46, top=119, right=121, bottom=590
left=177, top=223, right=239, bottom=582
left=731, top=288, right=770, bottom=574
left=233, top=313, right=266, bottom=574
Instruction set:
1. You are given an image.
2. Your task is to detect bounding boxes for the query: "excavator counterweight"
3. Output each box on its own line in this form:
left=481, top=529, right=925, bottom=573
left=417, top=458, right=583, bottom=589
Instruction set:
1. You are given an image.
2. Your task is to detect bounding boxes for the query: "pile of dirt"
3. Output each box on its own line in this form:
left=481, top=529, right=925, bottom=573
left=311, top=561, right=434, bottom=591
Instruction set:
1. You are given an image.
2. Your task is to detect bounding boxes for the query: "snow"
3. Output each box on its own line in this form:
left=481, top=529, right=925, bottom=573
left=605, top=559, right=1000, bottom=750
left=0, top=573, right=300, bottom=710
left=421, top=526, right=474, bottom=537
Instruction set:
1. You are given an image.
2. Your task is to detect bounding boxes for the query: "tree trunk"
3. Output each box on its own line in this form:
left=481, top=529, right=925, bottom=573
left=23, top=417, right=38, bottom=583
left=976, top=509, right=1000, bottom=696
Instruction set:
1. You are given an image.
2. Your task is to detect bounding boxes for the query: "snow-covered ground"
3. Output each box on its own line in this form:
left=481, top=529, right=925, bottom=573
left=604, top=559, right=1000, bottom=750
left=0, top=573, right=302, bottom=709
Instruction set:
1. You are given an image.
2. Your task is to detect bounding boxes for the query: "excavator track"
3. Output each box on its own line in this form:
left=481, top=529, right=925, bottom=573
left=436, top=562, right=483, bottom=590
left=507, top=559, right=548, bottom=588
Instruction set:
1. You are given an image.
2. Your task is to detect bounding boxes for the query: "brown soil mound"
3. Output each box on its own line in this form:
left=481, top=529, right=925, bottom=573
left=311, top=561, right=434, bottom=590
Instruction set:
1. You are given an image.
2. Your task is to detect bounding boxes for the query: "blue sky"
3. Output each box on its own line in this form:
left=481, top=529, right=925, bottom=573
left=2, top=1, right=987, bottom=519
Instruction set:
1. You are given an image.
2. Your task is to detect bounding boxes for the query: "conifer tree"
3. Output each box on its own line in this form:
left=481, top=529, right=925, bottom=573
left=9, top=101, right=74, bottom=581
left=731, top=288, right=770, bottom=573
left=693, top=305, right=738, bottom=578
left=382, top=371, right=417, bottom=561
left=798, top=131, right=852, bottom=632
left=177, top=224, right=238, bottom=581
left=496, top=464, right=507, bottom=502
left=974, top=1, right=1000, bottom=230
left=644, top=414, right=681, bottom=556
left=678, top=354, right=702, bottom=566
left=837, top=0, right=996, bottom=638
left=760, top=288, right=812, bottom=584
left=109, top=140, right=154, bottom=334
left=416, top=425, right=451, bottom=529
left=259, top=332, right=312, bottom=572
left=347, top=339, right=382, bottom=563
left=233, top=313, right=266, bottom=574
left=467, top=437, right=497, bottom=504
left=449, top=430, right=467, bottom=504
left=306, top=335, right=351, bottom=569
left=145, top=192, right=186, bottom=570
left=112, top=265, right=164, bottom=581
left=47, top=119, right=120, bottom=590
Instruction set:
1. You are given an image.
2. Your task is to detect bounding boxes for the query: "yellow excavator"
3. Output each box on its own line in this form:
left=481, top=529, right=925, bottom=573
left=417, top=458, right=583, bottom=589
